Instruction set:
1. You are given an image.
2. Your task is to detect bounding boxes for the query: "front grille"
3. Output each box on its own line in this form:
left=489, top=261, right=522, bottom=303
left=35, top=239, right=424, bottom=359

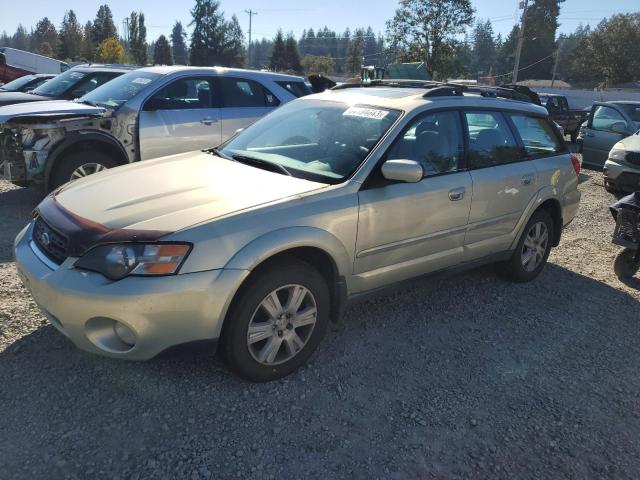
left=626, top=151, right=640, bottom=166
left=33, top=216, right=69, bottom=264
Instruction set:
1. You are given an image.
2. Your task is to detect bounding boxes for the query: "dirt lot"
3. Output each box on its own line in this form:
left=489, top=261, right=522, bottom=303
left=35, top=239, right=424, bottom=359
left=1, top=172, right=639, bottom=480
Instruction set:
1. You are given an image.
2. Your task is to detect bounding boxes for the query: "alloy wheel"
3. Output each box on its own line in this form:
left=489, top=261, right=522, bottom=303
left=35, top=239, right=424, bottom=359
left=70, top=162, right=108, bottom=180
left=521, top=221, right=549, bottom=272
left=246, top=284, right=317, bottom=366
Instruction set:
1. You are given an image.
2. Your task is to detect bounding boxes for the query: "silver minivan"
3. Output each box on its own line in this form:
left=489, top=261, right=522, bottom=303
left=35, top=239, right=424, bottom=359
left=0, top=66, right=309, bottom=191
left=14, top=83, right=581, bottom=381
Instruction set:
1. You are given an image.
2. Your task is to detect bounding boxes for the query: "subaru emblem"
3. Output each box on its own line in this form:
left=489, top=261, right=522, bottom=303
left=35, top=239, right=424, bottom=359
left=40, top=231, right=50, bottom=247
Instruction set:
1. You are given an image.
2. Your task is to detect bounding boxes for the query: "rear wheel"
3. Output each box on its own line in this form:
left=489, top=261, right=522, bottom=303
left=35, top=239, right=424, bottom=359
left=503, top=210, right=554, bottom=282
left=613, top=249, right=640, bottom=279
left=51, top=150, right=118, bottom=190
left=222, top=258, right=330, bottom=382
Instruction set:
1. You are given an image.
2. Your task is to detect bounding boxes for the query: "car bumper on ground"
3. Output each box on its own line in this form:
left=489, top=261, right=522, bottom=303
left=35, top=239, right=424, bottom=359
left=14, top=222, right=248, bottom=360
left=603, top=159, right=640, bottom=194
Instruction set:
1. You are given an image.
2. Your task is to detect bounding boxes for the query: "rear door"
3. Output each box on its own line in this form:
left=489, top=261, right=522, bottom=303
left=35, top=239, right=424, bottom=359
left=463, top=110, right=537, bottom=260
left=218, top=76, right=280, bottom=142
left=138, top=76, right=222, bottom=160
left=582, top=103, right=632, bottom=167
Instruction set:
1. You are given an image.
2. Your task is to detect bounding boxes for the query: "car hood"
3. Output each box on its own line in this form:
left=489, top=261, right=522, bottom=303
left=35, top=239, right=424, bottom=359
left=618, top=132, right=640, bottom=151
left=0, top=100, right=105, bottom=124
left=0, top=91, right=53, bottom=107
left=53, top=151, right=328, bottom=232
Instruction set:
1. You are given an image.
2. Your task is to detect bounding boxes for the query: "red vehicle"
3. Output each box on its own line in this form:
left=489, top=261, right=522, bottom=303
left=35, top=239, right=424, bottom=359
left=0, top=47, right=69, bottom=84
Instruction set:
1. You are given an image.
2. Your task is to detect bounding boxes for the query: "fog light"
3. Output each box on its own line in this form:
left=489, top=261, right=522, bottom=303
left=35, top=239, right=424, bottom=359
left=113, top=321, right=136, bottom=346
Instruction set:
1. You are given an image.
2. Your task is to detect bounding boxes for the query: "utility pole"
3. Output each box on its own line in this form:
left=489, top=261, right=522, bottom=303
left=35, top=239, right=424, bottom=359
left=512, top=0, right=529, bottom=84
left=245, top=9, right=257, bottom=67
left=551, top=38, right=562, bottom=87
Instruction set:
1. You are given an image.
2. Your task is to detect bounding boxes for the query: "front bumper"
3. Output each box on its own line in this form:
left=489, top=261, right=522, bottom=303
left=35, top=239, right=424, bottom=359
left=603, top=159, right=640, bottom=194
left=14, top=222, right=249, bottom=360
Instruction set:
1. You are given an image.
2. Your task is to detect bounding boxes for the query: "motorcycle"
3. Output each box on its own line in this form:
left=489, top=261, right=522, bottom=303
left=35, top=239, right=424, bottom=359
left=611, top=192, right=640, bottom=279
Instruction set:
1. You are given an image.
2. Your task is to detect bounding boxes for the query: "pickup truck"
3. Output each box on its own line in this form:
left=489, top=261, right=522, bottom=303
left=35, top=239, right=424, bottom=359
left=538, top=93, right=588, bottom=143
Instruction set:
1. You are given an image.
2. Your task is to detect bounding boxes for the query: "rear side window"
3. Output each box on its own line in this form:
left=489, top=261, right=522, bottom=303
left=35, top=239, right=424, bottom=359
left=465, top=111, right=521, bottom=168
left=220, top=77, right=280, bottom=108
left=276, top=81, right=311, bottom=98
left=510, top=114, right=563, bottom=156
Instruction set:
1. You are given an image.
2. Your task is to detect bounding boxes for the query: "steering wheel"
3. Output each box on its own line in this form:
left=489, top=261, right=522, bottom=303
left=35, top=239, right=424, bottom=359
left=283, top=136, right=312, bottom=145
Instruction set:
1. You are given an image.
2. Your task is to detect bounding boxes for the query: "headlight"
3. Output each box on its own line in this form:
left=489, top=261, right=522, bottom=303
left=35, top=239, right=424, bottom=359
left=609, top=143, right=627, bottom=162
left=75, top=243, right=191, bottom=280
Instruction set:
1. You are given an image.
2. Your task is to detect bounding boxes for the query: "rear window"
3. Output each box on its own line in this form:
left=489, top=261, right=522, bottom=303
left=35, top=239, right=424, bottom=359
left=510, top=114, right=564, bottom=156
left=276, top=81, right=311, bottom=98
left=465, top=111, right=521, bottom=168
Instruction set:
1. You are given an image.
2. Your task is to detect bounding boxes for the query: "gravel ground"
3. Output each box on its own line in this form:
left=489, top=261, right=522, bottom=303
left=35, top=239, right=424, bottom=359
left=1, top=172, right=640, bottom=480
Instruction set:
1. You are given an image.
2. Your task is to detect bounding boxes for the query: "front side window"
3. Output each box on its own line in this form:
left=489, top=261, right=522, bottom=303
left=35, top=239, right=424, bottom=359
left=146, top=77, right=214, bottom=110
left=81, top=71, right=162, bottom=109
left=220, top=100, right=401, bottom=183
left=68, top=72, right=119, bottom=98
left=592, top=105, right=626, bottom=132
left=386, top=111, right=463, bottom=176
left=220, top=77, right=280, bottom=108
left=465, top=111, right=521, bottom=168
left=510, top=114, right=563, bottom=156
left=276, top=80, right=311, bottom=98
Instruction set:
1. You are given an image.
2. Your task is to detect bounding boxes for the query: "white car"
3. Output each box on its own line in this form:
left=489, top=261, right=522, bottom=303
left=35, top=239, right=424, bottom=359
left=0, top=66, right=310, bottom=191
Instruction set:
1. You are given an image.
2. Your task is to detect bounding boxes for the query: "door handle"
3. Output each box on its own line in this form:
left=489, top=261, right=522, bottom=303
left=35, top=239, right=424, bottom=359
left=448, top=187, right=465, bottom=201
left=201, top=117, right=218, bottom=125
left=521, top=174, right=534, bottom=186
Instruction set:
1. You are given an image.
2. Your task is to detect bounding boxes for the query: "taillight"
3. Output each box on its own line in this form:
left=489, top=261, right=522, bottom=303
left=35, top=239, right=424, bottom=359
left=570, top=153, right=581, bottom=176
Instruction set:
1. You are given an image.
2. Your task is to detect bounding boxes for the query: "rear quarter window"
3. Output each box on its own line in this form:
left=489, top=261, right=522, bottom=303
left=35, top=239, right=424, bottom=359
left=509, top=114, right=564, bottom=156
left=275, top=81, right=311, bottom=98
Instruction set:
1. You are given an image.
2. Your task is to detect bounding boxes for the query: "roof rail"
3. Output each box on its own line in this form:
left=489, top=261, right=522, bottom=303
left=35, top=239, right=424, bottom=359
left=332, top=79, right=445, bottom=90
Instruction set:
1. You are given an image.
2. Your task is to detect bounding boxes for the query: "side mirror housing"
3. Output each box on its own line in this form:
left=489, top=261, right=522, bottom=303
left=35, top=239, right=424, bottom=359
left=381, top=159, right=423, bottom=183
left=70, top=89, right=86, bottom=99
left=611, top=121, right=630, bottom=135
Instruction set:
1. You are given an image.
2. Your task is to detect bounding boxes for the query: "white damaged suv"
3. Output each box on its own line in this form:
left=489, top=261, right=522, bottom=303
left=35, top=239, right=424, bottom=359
left=14, top=81, right=581, bottom=381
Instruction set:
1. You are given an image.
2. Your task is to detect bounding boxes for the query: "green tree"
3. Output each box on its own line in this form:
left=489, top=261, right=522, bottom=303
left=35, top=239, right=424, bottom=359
left=96, top=37, right=125, bottom=63
left=1, top=31, right=12, bottom=47
left=270, top=30, right=286, bottom=71
left=129, top=12, right=148, bottom=65
left=471, top=20, right=496, bottom=76
left=189, top=0, right=226, bottom=66
left=222, top=14, right=245, bottom=67
left=59, top=10, right=83, bottom=60
left=301, top=55, right=336, bottom=75
left=12, top=25, right=30, bottom=51
left=33, top=17, right=58, bottom=56
left=494, top=25, right=519, bottom=79
left=284, top=33, right=302, bottom=73
left=518, top=0, right=565, bottom=80
left=153, top=35, right=173, bottom=65
left=81, top=21, right=95, bottom=61
left=92, top=5, right=117, bottom=45
left=345, top=29, right=364, bottom=76
left=171, top=21, right=188, bottom=65
left=386, top=0, right=474, bottom=80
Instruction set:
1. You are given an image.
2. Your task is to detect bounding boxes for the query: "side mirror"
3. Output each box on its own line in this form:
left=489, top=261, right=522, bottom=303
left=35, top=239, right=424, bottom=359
left=381, top=159, right=423, bottom=183
left=611, top=121, right=630, bottom=135
left=70, top=89, right=86, bottom=99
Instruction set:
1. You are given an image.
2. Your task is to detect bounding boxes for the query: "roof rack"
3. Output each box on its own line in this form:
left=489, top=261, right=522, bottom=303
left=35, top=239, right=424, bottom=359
left=331, top=79, right=542, bottom=105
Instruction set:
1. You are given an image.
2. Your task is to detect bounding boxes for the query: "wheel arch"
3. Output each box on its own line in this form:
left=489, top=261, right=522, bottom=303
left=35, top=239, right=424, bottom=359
left=44, top=131, right=130, bottom=191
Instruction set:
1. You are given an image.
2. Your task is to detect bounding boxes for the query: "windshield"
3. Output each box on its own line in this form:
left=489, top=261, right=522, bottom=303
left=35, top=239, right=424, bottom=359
left=1, top=75, right=36, bottom=91
left=220, top=99, right=401, bottom=183
left=32, top=69, right=87, bottom=97
left=618, top=104, right=640, bottom=123
left=80, top=71, right=162, bottom=109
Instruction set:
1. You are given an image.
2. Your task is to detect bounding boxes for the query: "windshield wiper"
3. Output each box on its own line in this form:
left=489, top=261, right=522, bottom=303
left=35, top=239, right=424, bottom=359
left=231, top=154, right=292, bottom=176
left=208, top=147, right=232, bottom=160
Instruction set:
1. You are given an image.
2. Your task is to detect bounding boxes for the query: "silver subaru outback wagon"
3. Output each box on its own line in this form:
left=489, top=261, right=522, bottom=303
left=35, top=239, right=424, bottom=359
left=14, top=83, right=581, bottom=381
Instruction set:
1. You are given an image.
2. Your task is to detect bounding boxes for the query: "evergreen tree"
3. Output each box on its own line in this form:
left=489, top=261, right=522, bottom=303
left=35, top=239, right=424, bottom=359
left=171, top=21, right=188, bottom=65
left=81, top=21, right=95, bottom=61
left=284, top=33, right=302, bottom=73
left=153, top=35, right=173, bottom=65
left=59, top=10, right=83, bottom=60
left=471, top=20, right=496, bottom=76
left=1, top=31, right=12, bottom=47
left=345, top=31, right=364, bottom=76
left=270, top=30, right=287, bottom=71
left=33, top=17, right=58, bottom=56
left=12, top=25, right=30, bottom=51
left=129, top=12, right=148, bottom=65
left=189, top=0, right=227, bottom=66
left=92, top=5, right=117, bottom=45
left=222, top=14, right=245, bottom=67
left=494, top=25, right=519, bottom=80
left=518, top=0, right=565, bottom=80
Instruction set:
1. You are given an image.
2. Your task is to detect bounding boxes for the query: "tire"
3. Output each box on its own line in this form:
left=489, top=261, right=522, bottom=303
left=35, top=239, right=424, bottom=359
left=570, top=130, right=578, bottom=144
left=50, top=150, right=118, bottom=190
left=503, top=210, right=555, bottom=282
left=222, top=258, right=330, bottom=382
left=614, top=249, right=640, bottom=280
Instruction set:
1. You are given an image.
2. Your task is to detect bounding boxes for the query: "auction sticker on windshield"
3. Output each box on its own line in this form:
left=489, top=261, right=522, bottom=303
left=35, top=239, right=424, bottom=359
left=132, top=77, right=153, bottom=85
left=343, top=106, right=389, bottom=120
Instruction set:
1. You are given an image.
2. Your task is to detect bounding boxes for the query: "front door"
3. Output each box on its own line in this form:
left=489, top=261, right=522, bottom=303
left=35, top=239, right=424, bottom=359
left=218, top=76, right=280, bottom=142
left=354, top=110, right=472, bottom=292
left=582, top=103, right=630, bottom=168
left=463, top=111, right=537, bottom=260
left=139, top=76, right=221, bottom=161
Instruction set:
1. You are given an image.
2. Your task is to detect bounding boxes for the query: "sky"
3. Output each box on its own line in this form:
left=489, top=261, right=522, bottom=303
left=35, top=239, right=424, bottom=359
left=0, top=0, right=638, bottom=43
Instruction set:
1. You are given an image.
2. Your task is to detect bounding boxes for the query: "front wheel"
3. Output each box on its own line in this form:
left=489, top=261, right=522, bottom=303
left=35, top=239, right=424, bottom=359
left=502, top=210, right=554, bottom=282
left=613, top=249, right=640, bottom=279
left=222, top=258, right=330, bottom=382
left=50, top=150, right=118, bottom=190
